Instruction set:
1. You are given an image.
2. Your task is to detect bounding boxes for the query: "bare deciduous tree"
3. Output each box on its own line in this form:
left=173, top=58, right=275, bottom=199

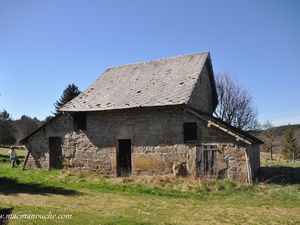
left=261, top=121, right=278, bottom=161
left=15, top=115, right=41, bottom=143
left=214, top=73, right=258, bottom=130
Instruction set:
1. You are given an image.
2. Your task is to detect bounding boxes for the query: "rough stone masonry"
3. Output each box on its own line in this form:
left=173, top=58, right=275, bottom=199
left=21, top=52, right=262, bottom=182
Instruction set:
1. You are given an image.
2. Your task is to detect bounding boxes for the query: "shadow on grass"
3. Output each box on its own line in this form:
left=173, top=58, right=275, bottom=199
left=0, top=177, right=79, bottom=196
left=0, top=207, right=13, bottom=225
left=258, top=167, right=300, bottom=184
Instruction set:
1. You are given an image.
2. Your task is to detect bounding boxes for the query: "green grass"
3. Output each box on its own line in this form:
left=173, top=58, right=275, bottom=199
left=0, top=147, right=26, bottom=157
left=0, top=153, right=300, bottom=224
left=261, top=152, right=300, bottom=167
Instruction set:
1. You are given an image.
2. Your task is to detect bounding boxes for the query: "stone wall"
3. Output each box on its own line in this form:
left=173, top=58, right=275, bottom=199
left=25, top=114, right=73, bottom=169
left=183, top=112, right=258, bottom=181
left=247, top=144, right=261, bottom=177
left=221, top=145, right=249, bottom=181
left=63, top=107, right=186, bottom=174
left=23, top=106, right=260, bottom=182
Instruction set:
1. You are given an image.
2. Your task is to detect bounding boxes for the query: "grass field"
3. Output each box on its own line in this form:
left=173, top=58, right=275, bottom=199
left=0, top=148, right=26, bottom=158
left=0, top=148, right=299, bottom=225
left=260, top=151, right=300, bottom=167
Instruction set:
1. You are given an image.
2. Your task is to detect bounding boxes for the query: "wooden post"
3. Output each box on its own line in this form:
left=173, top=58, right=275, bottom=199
left=244, top=148, right=252, bottom=184
left=22, top=146, right=30, bottom=170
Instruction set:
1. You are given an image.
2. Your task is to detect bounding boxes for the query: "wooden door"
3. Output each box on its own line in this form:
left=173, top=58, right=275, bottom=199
left=196, top=145, right=217, bottom=177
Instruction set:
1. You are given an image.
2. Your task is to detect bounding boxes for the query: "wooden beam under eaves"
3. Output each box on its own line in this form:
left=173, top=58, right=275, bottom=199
left=185, top=108, right=252, bottom=145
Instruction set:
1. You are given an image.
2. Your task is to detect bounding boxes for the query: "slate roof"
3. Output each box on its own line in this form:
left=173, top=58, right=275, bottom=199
left=60, top=52, right=213, bottom=112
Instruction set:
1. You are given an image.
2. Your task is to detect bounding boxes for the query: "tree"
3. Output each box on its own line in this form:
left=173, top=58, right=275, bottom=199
left=15, top=115, right=41, bottom=142
left=214, top=73, right=258, bottom=130
left=0, top=110, right=16, bottom=144
left=54, top=84, right=81, bottom=114
left=283, top=127, right=299, bottom=162
left=261, top=121, right=278, bottom=161
left=44, top=115, right=54, bottom=122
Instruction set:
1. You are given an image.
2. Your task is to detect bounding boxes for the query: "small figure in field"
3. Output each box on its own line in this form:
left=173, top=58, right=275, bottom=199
left=8, top=148, right=18, bottom=168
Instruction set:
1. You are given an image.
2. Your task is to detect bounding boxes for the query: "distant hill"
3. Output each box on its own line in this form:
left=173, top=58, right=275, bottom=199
left=268, top=124, right=300, bottom=136
left=255, top=124, right=300, bottom=155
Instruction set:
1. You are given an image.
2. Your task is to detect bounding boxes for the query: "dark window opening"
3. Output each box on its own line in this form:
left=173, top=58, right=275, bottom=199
left=73, top=112, right=87, bottom=130
left=183, top=122, right=198, bottom=142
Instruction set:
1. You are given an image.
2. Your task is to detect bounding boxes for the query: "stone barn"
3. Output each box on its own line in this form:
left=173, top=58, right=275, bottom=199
left=20, top=52, right=262, bottom=182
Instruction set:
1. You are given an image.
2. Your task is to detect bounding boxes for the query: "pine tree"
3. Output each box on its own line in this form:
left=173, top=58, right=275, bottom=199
left=54, top=84, right=81, bottom=114
left=283, top=127, right=299, bottom=162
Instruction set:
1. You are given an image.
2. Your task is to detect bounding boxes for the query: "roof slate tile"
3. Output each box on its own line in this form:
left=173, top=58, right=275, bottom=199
left=60, top=52, right=208, bottom=112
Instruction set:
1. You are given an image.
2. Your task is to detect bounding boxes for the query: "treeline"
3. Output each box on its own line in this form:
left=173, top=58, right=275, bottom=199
left=0, top=83, right=81, bottom=145
left=258, top=122, right=300, bottom=162
left=0, top=109, right=42, bottom=144
left=266, top=124, right=300, bottom=136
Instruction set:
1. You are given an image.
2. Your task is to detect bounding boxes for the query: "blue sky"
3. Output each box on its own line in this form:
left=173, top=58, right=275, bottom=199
left=0, top=0, right=299, bottom=125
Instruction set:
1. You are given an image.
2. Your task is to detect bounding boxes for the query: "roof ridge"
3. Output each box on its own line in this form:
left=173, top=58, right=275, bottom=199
left=107, top=51, right=209, bottom=70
